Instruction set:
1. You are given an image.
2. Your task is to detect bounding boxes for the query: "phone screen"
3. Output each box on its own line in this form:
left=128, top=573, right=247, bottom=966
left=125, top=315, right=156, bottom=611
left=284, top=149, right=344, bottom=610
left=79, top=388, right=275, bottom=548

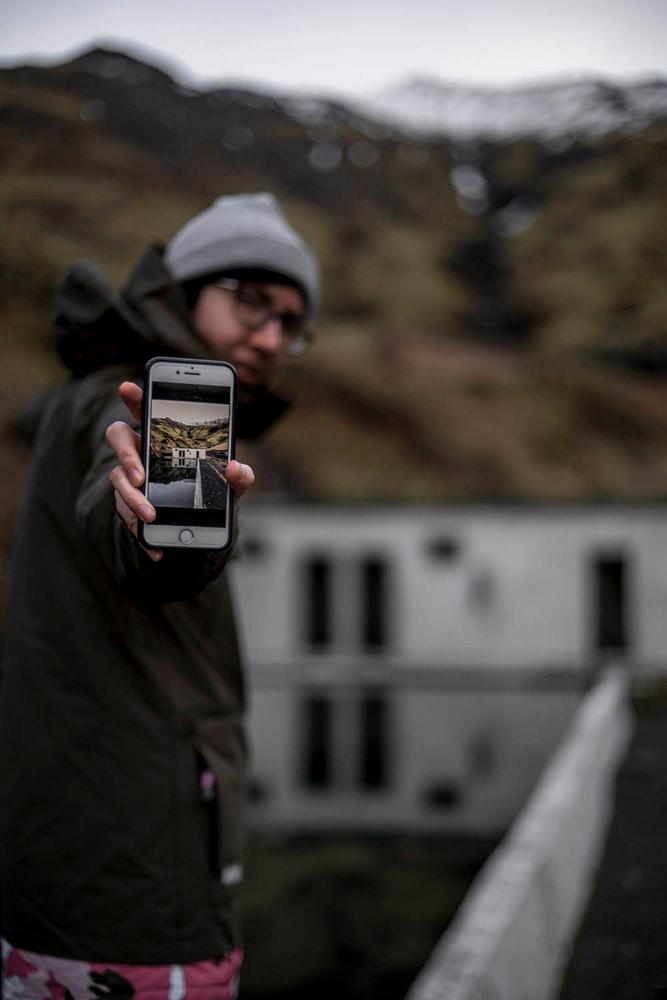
left=146, top=380, right=231, bottom=527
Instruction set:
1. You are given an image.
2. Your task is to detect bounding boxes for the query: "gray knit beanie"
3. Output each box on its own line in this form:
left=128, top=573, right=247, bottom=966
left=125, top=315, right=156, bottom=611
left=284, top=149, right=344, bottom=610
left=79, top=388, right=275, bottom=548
left=164, top=192, right=320, bottom=321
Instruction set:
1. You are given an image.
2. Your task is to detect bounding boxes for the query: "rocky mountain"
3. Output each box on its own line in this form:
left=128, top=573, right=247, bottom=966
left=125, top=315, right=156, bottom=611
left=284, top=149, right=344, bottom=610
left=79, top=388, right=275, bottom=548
left=0, top=45, right=666, bottom=523
left=150, top=417, right=229, bottom=458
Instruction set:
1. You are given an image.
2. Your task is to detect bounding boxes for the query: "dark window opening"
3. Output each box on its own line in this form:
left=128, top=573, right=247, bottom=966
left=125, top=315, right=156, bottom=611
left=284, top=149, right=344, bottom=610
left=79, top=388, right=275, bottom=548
left=247, top=778, right=270, bottom=803
left=242, top=536, right=268, bottom=560
left=425, top=536, right=462, bottom=561
left=593, top=554, right=628, bottom=652
left=360, top=694, right=388, bottom=788
left=422, top=781, right=464, bottom=810
left=362, top=557, right=388, bottom=649
left=303, top=696, right=331, bottom=788
left=304, top=556, right=330, bottom=648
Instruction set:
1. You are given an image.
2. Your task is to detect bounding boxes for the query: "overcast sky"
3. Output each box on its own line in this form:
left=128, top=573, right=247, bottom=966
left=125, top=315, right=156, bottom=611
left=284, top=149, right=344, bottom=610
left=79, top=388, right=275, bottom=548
left=1, top=0, right=666, bottom=97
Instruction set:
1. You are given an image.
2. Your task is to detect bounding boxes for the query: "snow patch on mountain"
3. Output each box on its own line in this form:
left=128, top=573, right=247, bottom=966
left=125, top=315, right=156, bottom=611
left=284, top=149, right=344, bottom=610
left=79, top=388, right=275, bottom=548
left=353, top=76, right=667, bottom=140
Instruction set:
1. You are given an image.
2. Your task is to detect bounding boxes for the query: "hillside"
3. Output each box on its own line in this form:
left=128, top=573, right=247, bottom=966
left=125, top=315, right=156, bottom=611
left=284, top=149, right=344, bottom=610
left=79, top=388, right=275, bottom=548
left=150, top=417, right=229, bottom=458
left=1, top=45, right=666, bottom=530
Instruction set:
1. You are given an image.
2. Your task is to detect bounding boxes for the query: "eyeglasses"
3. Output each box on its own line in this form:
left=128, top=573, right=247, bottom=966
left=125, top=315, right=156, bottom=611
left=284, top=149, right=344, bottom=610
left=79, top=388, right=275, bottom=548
left=215, top=278, right=314, bottom=358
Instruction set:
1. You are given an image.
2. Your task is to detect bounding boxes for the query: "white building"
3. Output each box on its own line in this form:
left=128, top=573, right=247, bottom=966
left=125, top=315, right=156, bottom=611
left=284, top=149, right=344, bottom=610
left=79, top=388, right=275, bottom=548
left=172, top=447, right=207, bottom=468
left=230, top=502, right=667, bottom=836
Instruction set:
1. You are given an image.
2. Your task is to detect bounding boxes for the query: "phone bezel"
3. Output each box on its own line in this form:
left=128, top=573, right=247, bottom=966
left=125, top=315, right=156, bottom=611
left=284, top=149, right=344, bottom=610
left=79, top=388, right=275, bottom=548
left=139, top=357, right=236, bottom=550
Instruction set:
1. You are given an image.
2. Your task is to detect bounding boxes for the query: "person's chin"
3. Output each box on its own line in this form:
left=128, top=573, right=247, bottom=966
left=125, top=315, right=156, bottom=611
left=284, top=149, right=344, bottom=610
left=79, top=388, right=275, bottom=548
left=237, top=373, right=270, bottom=404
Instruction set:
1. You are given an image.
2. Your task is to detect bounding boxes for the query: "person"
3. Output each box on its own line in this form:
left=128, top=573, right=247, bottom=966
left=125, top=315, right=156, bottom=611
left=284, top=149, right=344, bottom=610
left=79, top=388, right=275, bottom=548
left=0, top=193, right=319, bottom=999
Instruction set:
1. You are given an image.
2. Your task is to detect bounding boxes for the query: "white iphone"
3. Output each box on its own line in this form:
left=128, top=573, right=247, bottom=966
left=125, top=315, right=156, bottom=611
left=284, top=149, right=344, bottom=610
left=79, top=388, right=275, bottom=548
left=138, top=357, right=237, bottom=550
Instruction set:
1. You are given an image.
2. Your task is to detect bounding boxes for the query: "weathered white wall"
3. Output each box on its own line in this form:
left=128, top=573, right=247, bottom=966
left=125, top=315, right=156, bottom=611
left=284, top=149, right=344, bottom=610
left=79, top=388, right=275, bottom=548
left=404, top=667, right=633, bottom=1000
left=232, top=502, right=667, bottom=673
left=232, top=503, right=659, bottom=835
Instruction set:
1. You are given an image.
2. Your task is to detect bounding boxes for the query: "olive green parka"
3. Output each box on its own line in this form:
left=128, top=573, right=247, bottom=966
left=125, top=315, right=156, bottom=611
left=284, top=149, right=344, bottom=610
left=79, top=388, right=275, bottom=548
left=0, top=247, right=284, bottom=963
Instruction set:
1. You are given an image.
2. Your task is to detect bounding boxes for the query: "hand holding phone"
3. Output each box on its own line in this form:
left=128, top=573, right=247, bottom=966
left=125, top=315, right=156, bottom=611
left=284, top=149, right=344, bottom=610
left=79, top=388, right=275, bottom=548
left=107, top=360, right=253, bottom=554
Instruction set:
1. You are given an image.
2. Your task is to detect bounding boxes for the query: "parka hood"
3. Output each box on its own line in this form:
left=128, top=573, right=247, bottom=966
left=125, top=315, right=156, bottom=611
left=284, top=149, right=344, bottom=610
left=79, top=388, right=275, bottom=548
left=50, top=245, right=288, bottom=439
left=53, top=245, right=211, bottom=377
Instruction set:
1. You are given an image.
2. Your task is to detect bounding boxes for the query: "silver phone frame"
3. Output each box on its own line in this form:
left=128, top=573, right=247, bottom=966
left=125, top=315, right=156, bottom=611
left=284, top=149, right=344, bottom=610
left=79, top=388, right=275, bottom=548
left=141, top=357, right=236, bottom=550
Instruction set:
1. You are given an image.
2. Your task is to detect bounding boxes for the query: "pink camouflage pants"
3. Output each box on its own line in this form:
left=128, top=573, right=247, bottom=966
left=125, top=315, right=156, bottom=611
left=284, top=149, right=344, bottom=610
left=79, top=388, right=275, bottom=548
left=1, top=940, right=243, bottom=1000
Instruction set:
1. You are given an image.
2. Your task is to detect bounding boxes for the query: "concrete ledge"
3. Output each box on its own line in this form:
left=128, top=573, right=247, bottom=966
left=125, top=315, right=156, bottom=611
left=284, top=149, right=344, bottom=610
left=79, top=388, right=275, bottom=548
left=406, top=666, right=634, bottom=1000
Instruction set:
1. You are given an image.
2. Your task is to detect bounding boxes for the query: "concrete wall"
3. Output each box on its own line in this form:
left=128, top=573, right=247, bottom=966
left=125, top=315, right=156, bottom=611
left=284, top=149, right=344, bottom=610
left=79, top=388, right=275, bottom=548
left=233, top=503, right=655, bottom=836
left=232, top=503, right=667, bottom=675
left=404, top=666, right=633, bottom=1000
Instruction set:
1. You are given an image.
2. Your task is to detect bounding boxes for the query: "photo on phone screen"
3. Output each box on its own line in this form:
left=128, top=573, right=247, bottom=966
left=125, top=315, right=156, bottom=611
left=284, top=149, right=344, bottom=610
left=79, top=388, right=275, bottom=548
left=147, top=381, right=231, bottom=521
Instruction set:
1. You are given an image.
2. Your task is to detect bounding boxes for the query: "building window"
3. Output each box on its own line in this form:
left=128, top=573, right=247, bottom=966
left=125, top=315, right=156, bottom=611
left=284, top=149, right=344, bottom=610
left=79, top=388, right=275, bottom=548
left=362, top=557, right=388, bottom=649
left=593, top=553, right=629, bottom=652
left=300, top=552, right=394, bottom=653
left=248, top=778, right=270, bottom=803
left=302, top=696, right=331, bottom=788
left=422, top=781, right=463, bottom=810
left=300, top=692, right=391, bottom=793
left=304, top=556, right=331, bottom=648
left=360, top=693, right=388, bottom=788
left=241, top=536, right=269, bottom=560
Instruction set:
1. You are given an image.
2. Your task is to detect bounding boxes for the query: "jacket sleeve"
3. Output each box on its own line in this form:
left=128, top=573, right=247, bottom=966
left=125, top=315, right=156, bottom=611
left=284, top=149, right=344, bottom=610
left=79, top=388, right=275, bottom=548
left=74, top=372, right=234, bottom=602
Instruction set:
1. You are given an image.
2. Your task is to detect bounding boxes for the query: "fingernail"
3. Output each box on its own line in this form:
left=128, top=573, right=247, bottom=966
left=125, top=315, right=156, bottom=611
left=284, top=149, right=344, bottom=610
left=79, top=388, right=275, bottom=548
left=132, top=468, right=144, bottom=486
left=148, top=550, right=162, bottom=562
left=142, top=505, right=155, bottom=521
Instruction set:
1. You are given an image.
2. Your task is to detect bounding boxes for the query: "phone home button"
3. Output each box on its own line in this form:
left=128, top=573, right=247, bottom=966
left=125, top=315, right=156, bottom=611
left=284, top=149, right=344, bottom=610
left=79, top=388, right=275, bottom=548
left=179, top=529, right=194, bottom=545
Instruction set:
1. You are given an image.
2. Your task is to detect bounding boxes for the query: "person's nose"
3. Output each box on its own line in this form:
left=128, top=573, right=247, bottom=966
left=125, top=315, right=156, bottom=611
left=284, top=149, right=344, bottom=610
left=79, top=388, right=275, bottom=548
left=250, top=316, right=284, bottom=356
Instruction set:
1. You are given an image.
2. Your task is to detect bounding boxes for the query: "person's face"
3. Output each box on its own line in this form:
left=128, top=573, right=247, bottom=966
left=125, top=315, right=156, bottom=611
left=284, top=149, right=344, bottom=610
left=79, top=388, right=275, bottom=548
left=191, top=280, right=307, bottom=393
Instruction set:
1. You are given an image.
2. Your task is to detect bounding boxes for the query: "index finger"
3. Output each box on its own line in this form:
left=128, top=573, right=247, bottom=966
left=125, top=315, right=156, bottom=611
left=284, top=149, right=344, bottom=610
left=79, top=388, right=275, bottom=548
left=106, top=421, right=144, bottom=486
left=118, top=381, right=143, bottom=424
